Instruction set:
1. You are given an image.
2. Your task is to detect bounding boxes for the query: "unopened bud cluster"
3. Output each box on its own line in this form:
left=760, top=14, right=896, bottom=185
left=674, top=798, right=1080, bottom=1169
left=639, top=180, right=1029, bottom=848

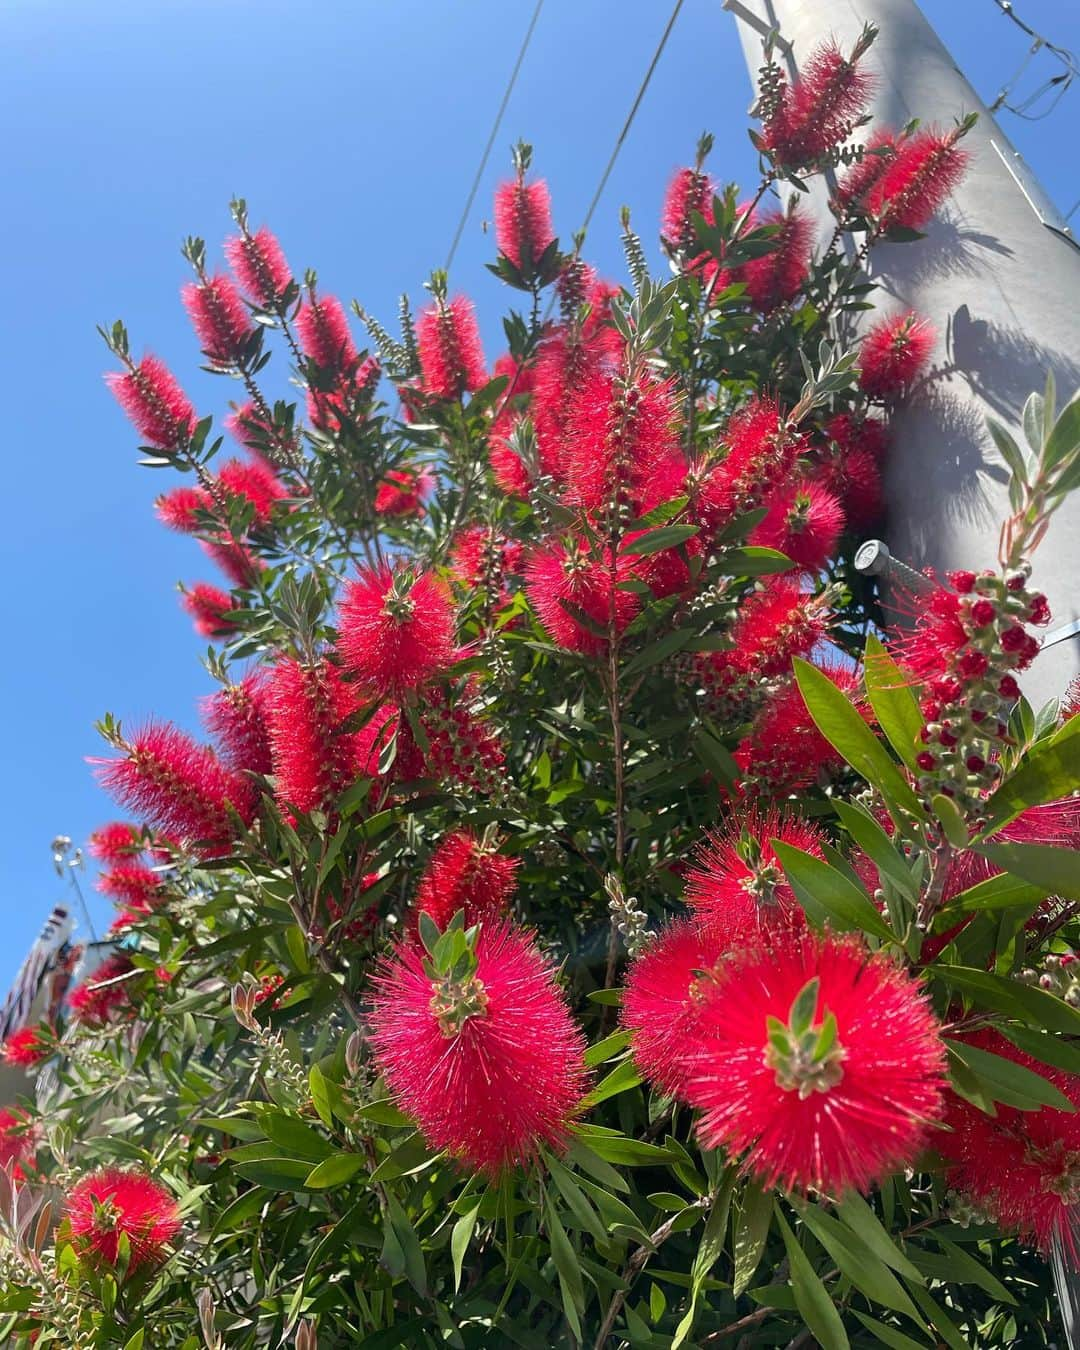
left=1017, top=951, right=1080, bottom=1006
left=915, top=565, right=1048, bottom=816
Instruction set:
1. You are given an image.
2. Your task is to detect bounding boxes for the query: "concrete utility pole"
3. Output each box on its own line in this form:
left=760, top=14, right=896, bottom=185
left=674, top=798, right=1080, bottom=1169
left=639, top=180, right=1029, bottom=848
left=727, top=0, right=1080, bottom=707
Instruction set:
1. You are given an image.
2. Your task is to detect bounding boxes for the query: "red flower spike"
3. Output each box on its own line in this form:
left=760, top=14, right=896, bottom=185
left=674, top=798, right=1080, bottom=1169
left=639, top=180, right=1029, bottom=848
left=736, top=661, right=860, bottom=794
left=3, top=1025, right=51, bottom=1069
left=374, top=467, right=435, bottom=518
left=296, top=293, right=357, bottom=372
left=106, top=354, right=197, bottom=450
left=95, top=722, right=256, bottom=854
left=88, top=822, right=141, bottom=865
left=224, top=225, right=293, bottom=307
left=156, top=486, right=211, bottom=533
left=824, top=412, right=889, bottom=462
left=740, top=206, right=812, bottom=312
left=697, top=396, right=805, bottom=533
left=67, top=1168, right=180, bottom=1274
left=686, top=931, right=947, bottom=1194
left=202, top=673, right=273, bottom=776
left=942, top=1029, right=1080, bottom=1255
left=97, top=863, right=164, bottom=910
left=337, top=566, right=456, bottom=696
left=661, top=167, right=716, bottom=257
left=182, top=273, right=254, bottom=366
left=819, top=444, right=883, bottom=529
left=764, top=40, right=875, bottom=167
left=622, top=919, right=725, bottom=1100
left=751, top=480, right=845, bottom=572
left=859, top=311, right=935, bottom=397
left=413, top=830, right=520, bottom=931
left=265, top=658, right=360, bottom=815
left=0, top=1109, right=36, bottom=1180
left=562, top=368, right=681, bottom=518
left=181, top=582, right=238, bottom=639
left=450, top=525, right=523, bottom=595
left=369, top=921, right=589, bottom=1176
left=868, top=127, right=969, bottom=232
left=525, top=539, right=639, bottom=656
left=417, top=295, right=487, bottom=400
left=686, top=807, right=826, bottom=947
left=531, top=324, right=620, bottom=479
left=68, top=954, right=136, bottom=1027
left=732, top=580, right=830, bottom=677
left=201, top=538, right=264, bottom=589
left=495, top=177, right=555, bottom=271
left=217, top=457, right=286, bottom=526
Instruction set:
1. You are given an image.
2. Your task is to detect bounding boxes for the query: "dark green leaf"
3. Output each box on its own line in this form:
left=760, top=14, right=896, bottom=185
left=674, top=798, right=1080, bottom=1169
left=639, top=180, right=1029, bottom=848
left=773, top=841, right=893, bottom=940
left=863, top=634, right=923, bottom=772
left=776, top=1209, right=849, bottom=1350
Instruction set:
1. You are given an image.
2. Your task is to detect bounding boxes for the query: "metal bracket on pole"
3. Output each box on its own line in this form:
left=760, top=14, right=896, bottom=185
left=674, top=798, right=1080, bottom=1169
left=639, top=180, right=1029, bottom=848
left=721, top=0, right=792, bottom=53
left=854, top=539, right=935, bottom=595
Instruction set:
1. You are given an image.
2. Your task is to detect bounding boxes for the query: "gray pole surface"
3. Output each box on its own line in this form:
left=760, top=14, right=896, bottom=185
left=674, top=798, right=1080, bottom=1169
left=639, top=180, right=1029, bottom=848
left=727, top=0, right=1080, bottom=707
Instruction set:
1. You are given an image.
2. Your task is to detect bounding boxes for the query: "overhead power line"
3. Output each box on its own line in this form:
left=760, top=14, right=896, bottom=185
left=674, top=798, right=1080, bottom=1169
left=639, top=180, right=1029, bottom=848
left=989, top=0, right=1078, bottom=122
left=444, top=0, right=546, bottom=273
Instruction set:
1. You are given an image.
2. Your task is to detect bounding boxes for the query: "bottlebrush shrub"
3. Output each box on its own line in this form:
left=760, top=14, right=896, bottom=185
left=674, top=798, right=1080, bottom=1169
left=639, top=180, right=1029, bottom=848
left=8, top=32, right=1080, bottom=1349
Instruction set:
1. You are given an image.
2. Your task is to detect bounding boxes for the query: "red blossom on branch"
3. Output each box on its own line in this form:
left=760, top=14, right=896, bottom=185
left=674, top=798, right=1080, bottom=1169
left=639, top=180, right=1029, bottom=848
left=67, top=1168, right=181, bottom=1273
left=265, top=658, right=360, bottom=815
left=224, top=224, right=293, bottom=307
left=495, top=176, right=555, bottom=271
left=417, top=295, right=487, bottom=400
left=524, top=539, right=639, bottom=656
left=763, top=39, right=875, bottom=168
left=413, top=830, right=520, bottom=931
left=202, top=673, right=273, bottom=776
left=106, top=354, right=197, bottom=449
left=182, top=273, right=254, bottom=366
left=337, top=566, right=456, bottom=696
left=181, top=582, right=238, bottom=638
left=859, top=311, right=935, bottom=397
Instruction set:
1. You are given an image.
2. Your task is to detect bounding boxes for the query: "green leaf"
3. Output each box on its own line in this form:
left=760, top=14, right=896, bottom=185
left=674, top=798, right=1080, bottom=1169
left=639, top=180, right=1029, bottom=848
left=982, top=730, right=1080, bottom=830
left=946, top=1039, right=1075, bottom=1112
left=974, top=841, right=1080, bottom=900
left=793, top=659, right=925, bottom=822
left=986, top=416, right=1029, bottom=485
left=797, top=1203, right=922, bottom=1321
left=937, top=869, right=1048, bottom=916
left=546, top=1199, right=585, bottom=1336
left=257, top=1112, right=334, bottom=1161
left=776, top=1208, right=849, bottom=1350
left=231, top=1158, right=313, bottom=1190
left=932, top=793, right=970, bottom=848
left=621, top=524, right=700, bottom=556
left=622, top=628, right=694, bottom=678
left=852, top=1312, right=929, bottom=1350
left=451, top=1199, right=481, bottom=1294
left=355, top=1099, right=412, bottom=1128
left=999, top=1022, right=1080, bottom=1075
left=772, top=841, right=893, bottom=940
left=714, top=545, right=792, bottom=576
left=123, top=1331, right=145, bottom=1350
left=584, top=1030, right=632, bottom=1066
left=580, top=1058, right=642, bottom=1108
left=863, top=634, right=924, bottom=772
left=572, top=1124, right=670, bottom=1166
left=938, top=965, right=1080, bottom=1035
left=1044, top=389, right=1080, bottom=470
left=547, top=1155, right=607, bottom=1243
left=308, top=1065, right=334, bottom=1130
left=304, top=1153, right=367, bottom=1189
left=386, top=1193, right=428, bottom=1296
left=832, top=801, right=917, bottom=902
left=936, top=1236, right=1017, bottom=1304
left=733, top=1181, right=773, bottom=1296
left=836, top=1193, right=924, bottom=1284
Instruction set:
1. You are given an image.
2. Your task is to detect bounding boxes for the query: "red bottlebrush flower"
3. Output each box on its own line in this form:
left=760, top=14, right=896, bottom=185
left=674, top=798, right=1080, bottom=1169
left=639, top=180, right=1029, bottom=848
left=763, top=40, right=874, bottom=168
left=307, top=355, right=381, bottom=433
left=450, top=525, right=523, bottom=594
left=685, top=932, right=947, bottom=1194
left=182, top=273, right=254, bottom=366
left=622, top=919, right=724, bottom=1099
left=661, top=166, right=716, bottom=257
left=0, top=1109, right=36, bottom=1180
left=941, top=1030, right=1080, bottom=1254
left=859, top=311, right=935, bottom=397
left=824, top=412, right=889, bottom=461
left=374, top=466, right=435, bottom=518
left=156, top=485, right=211, bottom=533
left=3, top=1025, right=51, bottom=1069
left=223, top=401, right=282, bottom=469
left=751, top=480, right=845, bottom=571
left=368, top=921, right=589, bottom=1175
left=337, top=565, right=456, bottom=696
left=265, top=658, right=359, bottom=815
left=733, top=581, right=830, bottom=677
left=562, top=368, right=681, bottom=517
left=201, top=537, right=263, bottom=589
left=224, top=224, right=293, bottom=307
left=697, top=396, right=805, bottom=532
left=88, top=822, right=140, bottom=865
left=296, top=292, right=357, bottom=372
left=740, top=206, right=812, bottom=312
left=495, top=176, right=555, bottom=271
left=202, top=673, right=273, bottom=775
left=97, top=863, right=164, bottom=910
left=532, top=324, right=619, bottom=479
left=490, top=426, right=533, bottom=497
left=1064, top=675, right=1080, bottom=722
left=685, top=807, right=825, bottom=946
left=736, top=661, right=859, bottom=793
left=106, top=354, right=197, bottom=450
left=408, top=690, right=507, bottom=794
left=493, top=351, right=535, bottom=401
left=95, top=722, right=256, bottom=854
left=833, top=128, right=900, bottom=214
left=67, top=1168, right=180, bottom=1273
left=68, top=953, right=136, bottom=1027
left=254, top=972, right=286, bottom=1008
left=867, top=127, right=969, bottom=232
left=898, top=584, right=968, bottom=683
left=181, top=582, right=238, bottom=639
left=413, top=830, right=520, bottom=930
left=524, top=539, right=639, bottom=657
left=819, top=444, right=883, bottom=529
left=217, top=457, right=286, bottom=526
left=417, top=295, right=487, bottom=400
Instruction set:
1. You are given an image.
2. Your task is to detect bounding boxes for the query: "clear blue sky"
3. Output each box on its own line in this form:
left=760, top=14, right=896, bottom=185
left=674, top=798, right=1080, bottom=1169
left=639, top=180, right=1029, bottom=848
left=1, top=0, right=1077, bottom=989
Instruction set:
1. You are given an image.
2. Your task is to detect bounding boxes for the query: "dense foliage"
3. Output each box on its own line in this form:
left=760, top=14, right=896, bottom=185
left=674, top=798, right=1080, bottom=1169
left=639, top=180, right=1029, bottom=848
left=4, top=24, right=1080, bottom=1349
